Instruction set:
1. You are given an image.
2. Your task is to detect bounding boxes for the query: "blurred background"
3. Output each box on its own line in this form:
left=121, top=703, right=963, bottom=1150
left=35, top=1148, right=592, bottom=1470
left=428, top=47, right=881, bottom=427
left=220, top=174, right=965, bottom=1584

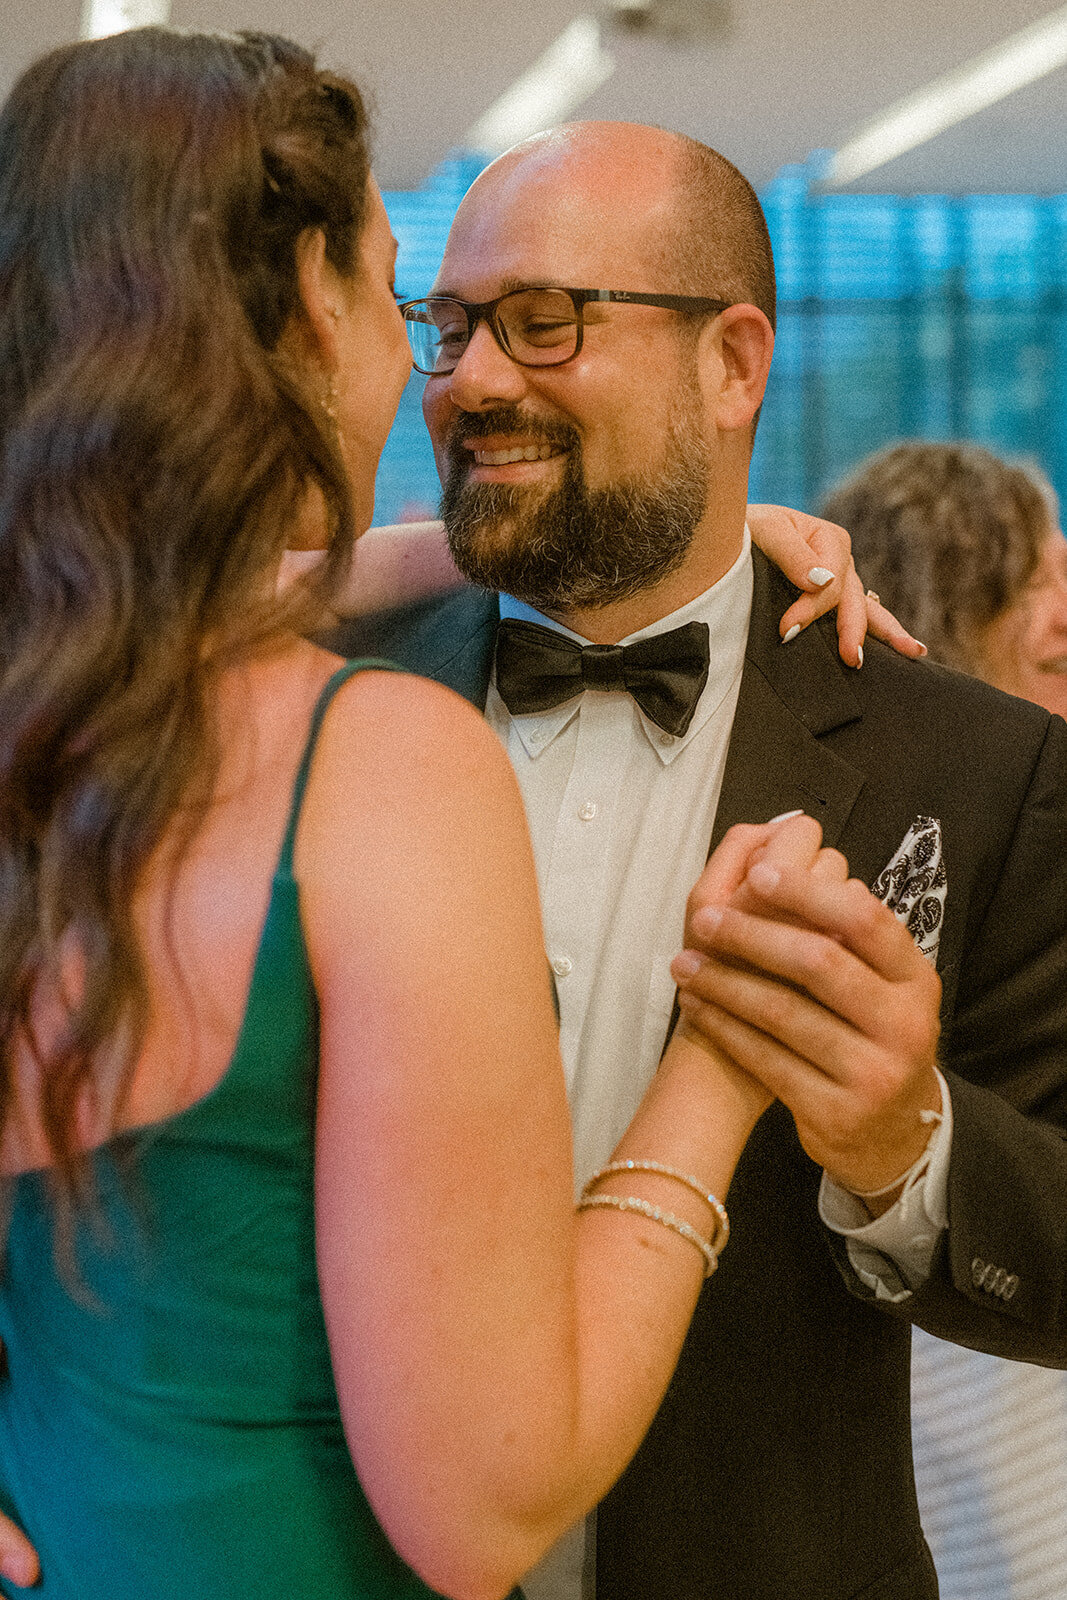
left=6, top=0, right=1067, bottom=523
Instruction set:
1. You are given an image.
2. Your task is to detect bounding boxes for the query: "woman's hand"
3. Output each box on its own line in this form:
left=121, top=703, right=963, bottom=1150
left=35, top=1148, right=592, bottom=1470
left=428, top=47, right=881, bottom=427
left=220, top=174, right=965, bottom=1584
left=672, top=813, right=847, bottom=1124
left=289, top=507, right=929, bottom=668
left=747, top=504, right=927, bottom=667
left=680, top=810, right=845, bottom=936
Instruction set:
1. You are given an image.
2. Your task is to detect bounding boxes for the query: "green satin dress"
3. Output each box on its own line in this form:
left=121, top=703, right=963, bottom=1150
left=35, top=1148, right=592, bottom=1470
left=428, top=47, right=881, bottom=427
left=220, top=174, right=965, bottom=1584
left=0, top=662, right=449, bottom=1599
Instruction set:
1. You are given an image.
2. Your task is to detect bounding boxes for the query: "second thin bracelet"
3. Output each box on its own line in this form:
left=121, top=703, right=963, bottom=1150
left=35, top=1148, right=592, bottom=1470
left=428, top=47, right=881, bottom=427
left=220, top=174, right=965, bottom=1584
left=577, top=1192, right=720, bottom=1278
left=582, top=1159, right=730, bottom=1254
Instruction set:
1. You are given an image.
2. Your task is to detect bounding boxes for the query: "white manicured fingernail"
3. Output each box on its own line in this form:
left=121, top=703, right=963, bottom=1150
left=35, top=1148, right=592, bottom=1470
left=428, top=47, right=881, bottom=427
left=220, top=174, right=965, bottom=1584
left=808, top=566, right=835, bottom=586
left=768, top=809, right=804, bottom=824
left=916, top=641, right=928, bottom=656
left=782, top=624, right=801, bottom=645
left=855, top=645, right=864, bottom=668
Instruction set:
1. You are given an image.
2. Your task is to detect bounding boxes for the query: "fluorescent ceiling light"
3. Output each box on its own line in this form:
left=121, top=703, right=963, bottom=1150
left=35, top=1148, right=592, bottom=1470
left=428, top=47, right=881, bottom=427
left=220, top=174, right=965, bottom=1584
left=825, top=2, right=1067, bottom=186
left=465, top=16, right=615, bottom=155
left=82, top=0, right=170, bottom=41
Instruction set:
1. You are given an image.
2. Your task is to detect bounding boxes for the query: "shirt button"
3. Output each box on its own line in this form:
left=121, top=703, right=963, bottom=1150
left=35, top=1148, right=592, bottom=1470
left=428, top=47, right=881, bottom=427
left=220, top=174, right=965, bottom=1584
left=659, top=731, right=675, bottom=746
left=551, top=955, right=573, bottom=978
left=577, top=800, right=598, bottom=821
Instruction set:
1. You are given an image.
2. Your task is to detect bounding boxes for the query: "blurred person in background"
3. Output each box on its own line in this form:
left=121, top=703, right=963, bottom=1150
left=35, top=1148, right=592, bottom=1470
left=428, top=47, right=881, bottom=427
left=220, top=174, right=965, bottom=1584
left=822, top=441, right=1067, bottom=720
left=822, top=439, right=1067, bottom=1600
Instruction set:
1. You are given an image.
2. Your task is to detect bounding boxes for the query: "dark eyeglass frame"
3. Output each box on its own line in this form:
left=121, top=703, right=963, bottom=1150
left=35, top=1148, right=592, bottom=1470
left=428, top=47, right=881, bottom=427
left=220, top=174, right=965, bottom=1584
left=399, top=286, right=735, bottom=375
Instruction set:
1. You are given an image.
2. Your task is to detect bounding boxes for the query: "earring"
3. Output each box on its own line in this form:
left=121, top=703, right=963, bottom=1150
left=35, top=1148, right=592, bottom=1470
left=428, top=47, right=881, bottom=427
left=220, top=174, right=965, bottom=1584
left=327, top=306, right=341, bottom=322
left=320, top=376, right=338, bottom=422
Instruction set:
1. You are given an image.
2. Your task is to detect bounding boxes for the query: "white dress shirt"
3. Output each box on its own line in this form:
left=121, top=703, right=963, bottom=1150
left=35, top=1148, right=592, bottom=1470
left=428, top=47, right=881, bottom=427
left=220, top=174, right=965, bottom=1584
left=487, top=530, right=950, bottom=1600
left=488, top=535, right=753, bottom=1191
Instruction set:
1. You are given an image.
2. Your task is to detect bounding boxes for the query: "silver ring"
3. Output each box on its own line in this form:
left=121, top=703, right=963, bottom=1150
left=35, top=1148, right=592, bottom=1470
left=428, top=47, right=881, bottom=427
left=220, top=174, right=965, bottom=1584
left=865, top=589, right=880, bottom=605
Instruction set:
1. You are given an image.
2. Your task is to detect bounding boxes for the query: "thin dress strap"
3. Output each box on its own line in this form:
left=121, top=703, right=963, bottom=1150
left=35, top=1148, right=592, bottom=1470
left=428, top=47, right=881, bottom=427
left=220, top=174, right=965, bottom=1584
left=277, top=658, right=397, bottom=875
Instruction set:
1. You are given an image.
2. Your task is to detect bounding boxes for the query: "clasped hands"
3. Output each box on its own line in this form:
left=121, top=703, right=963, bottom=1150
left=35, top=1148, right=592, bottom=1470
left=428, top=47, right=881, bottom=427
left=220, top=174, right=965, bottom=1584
left=670, top=814, right=943, bottom=1213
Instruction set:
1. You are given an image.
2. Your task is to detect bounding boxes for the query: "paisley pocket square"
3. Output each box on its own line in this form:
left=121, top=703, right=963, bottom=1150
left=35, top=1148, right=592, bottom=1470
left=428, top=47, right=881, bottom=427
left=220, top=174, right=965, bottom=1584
left=871, top=815, right=946, bottom=964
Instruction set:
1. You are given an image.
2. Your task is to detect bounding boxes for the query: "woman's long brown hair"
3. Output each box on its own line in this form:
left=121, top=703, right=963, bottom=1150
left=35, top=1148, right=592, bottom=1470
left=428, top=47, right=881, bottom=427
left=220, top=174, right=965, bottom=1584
left=0, top=28, right=371, bottom=1261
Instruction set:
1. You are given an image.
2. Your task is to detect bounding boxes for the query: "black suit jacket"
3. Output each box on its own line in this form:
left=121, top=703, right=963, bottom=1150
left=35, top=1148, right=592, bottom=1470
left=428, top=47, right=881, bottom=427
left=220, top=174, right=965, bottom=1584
left=327, top=549, right=1067, bottom=1600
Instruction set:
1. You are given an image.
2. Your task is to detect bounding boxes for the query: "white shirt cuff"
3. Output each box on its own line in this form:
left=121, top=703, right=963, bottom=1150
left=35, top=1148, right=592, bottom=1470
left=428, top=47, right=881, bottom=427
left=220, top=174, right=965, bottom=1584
left=818, top=1068, right=952, bottom=1302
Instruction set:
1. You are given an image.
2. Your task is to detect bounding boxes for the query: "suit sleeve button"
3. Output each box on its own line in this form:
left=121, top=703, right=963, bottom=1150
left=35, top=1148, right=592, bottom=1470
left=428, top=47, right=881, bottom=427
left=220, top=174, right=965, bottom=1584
left=1003, top=1274, right=1019, bottom=1300
left=971, top=1257, right=987, bottom=1287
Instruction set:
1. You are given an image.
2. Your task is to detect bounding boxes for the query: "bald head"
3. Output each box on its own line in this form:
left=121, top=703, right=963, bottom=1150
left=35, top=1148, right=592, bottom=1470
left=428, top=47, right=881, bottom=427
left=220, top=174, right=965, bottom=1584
left=454, top=121, right=775, bottom=328
left=665, top=132, right=776, bottom=328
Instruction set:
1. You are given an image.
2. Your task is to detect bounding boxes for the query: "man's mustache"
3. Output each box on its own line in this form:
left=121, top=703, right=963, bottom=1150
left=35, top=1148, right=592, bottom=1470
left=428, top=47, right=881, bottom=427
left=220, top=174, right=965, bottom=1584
left=444, top=407, right=579, bottom=458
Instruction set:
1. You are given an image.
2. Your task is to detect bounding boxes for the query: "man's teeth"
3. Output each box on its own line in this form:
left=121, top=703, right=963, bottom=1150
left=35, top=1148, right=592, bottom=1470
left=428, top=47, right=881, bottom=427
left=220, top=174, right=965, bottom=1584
left=473, top=444, right=558, bottom=465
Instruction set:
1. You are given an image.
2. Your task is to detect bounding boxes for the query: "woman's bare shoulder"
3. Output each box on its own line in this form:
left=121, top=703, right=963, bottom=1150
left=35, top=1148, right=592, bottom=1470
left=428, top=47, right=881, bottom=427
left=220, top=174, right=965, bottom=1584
left=294, top=665, right=518, bottom=869
left=321, top=664, right=500, bottom=765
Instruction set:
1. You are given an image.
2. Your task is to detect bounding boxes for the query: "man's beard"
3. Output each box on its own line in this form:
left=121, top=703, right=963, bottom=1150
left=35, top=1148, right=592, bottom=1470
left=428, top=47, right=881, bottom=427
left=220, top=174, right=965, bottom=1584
left=438, top=391, right=710, bottom=611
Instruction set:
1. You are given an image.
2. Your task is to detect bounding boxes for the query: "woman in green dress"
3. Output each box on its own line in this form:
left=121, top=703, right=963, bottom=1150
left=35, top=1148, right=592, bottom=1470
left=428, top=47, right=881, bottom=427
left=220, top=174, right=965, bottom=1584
left=0, top=25, right=906, bottom=1598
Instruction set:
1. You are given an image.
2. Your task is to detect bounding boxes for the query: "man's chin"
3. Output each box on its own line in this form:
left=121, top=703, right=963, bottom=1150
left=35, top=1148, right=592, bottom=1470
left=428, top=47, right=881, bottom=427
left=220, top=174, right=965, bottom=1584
left=443, top=481, right=545, bottom=549
left=444, top=517, right=529, bottom=577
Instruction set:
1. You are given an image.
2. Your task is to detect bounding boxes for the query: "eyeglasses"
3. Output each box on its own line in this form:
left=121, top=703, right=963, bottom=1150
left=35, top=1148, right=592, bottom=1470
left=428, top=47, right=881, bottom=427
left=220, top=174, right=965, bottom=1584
left=399, top=285, right=734, bottom=376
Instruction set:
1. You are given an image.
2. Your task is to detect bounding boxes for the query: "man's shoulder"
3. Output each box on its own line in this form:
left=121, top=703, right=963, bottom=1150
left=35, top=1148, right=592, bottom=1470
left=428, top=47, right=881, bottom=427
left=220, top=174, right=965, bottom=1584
left=848, top=625, right=1055, bottom=761
left=750, top=549, right=1055, bottom=769
left=320, top=586, right=498, bottom=676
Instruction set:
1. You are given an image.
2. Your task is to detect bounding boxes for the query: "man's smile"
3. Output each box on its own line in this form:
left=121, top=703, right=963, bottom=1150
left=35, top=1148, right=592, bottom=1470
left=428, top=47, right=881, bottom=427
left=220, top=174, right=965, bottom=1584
left=461, top=434, right=568, bottom=480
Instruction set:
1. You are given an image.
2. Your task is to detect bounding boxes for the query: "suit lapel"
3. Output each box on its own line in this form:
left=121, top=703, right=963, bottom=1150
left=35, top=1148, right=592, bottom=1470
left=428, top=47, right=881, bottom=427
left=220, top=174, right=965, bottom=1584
left=710, top=549, right=868, bottom=856
left=662, top=551, right=869, bottom=1051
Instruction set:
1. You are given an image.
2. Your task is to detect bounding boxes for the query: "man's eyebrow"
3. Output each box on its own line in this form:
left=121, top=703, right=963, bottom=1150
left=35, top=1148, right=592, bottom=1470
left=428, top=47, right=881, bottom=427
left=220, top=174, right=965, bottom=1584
left=429, top=275, right=573, bottom=299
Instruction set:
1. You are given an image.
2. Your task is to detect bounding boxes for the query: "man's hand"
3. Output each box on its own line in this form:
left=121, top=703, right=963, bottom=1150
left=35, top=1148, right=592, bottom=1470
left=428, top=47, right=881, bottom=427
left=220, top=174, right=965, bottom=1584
left=672, top=816, right=943, bottom=1201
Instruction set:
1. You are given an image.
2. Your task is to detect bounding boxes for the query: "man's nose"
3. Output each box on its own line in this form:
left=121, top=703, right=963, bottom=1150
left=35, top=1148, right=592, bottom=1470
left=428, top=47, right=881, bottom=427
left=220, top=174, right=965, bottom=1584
left=446, top=318, right=529, bottom=411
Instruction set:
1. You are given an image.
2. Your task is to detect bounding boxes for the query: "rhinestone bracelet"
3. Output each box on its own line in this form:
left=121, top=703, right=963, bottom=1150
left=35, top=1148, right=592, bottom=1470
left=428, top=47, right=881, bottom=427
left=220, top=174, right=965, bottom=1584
left=577, top=1193, right=719, bottom=1278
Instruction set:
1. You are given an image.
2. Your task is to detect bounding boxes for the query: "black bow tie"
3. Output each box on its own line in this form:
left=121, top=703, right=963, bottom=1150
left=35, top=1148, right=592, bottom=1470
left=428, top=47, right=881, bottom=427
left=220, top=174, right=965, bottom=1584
left=494, top=617, right=711, bottom=738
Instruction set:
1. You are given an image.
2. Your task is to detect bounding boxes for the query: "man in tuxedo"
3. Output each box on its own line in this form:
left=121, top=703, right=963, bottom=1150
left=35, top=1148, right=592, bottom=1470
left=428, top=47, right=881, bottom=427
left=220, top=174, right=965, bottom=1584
left=333, top=122, right=1067, bottom=1600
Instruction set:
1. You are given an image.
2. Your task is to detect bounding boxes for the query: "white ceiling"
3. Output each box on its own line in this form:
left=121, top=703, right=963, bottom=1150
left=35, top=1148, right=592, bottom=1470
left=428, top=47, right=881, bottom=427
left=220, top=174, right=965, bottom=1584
left=2, top=0, right=1066, bottom=193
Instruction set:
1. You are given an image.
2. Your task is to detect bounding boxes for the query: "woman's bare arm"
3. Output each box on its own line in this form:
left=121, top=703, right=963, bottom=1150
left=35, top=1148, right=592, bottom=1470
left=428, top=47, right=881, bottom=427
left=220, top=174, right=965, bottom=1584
left=298, top=671, right=764, bottom=1600
left=294, top=509, right=925, bottom=665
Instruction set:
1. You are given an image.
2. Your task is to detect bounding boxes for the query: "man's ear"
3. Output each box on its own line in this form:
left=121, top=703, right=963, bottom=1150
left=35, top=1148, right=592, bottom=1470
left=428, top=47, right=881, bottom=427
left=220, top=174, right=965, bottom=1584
left=700, top=304, right=775, bottom=434
left=292, top=226, right=344, bottom=366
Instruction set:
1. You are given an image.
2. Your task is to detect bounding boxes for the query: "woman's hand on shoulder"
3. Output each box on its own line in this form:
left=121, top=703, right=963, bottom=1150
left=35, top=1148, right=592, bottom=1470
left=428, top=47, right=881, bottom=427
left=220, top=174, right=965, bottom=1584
left=747, top=503, right=927, bottom=667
